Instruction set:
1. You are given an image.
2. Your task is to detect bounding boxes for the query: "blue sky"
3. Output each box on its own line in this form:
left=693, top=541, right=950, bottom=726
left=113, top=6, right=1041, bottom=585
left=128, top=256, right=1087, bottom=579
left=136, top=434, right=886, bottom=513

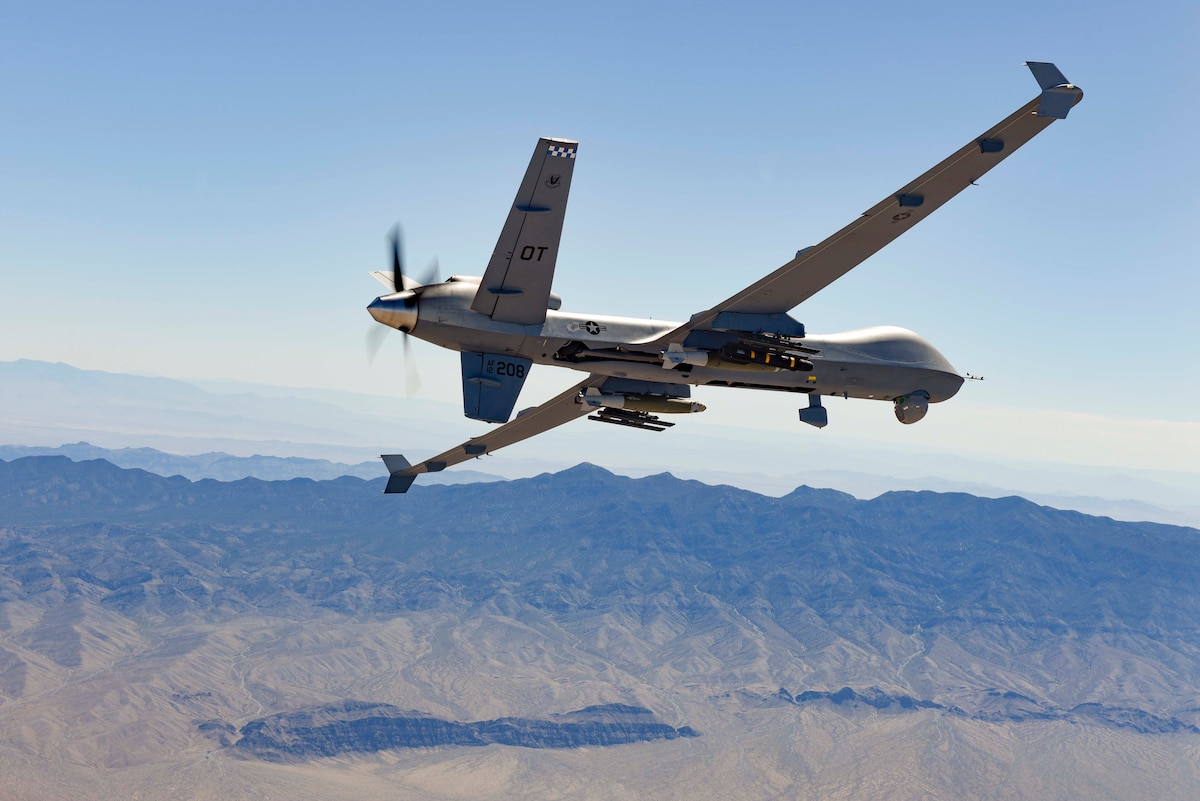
left=2, top=1, right=1198, bottom=473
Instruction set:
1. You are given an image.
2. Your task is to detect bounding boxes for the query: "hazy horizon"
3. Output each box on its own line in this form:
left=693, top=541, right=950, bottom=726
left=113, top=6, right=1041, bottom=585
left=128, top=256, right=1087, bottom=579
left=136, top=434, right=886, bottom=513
left=3, top=357, right=1198, bottom=528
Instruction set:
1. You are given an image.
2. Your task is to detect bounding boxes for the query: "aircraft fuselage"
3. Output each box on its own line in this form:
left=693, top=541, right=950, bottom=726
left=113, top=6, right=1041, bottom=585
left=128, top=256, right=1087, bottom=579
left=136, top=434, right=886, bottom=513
left=384, top=279, right=963, bottom=406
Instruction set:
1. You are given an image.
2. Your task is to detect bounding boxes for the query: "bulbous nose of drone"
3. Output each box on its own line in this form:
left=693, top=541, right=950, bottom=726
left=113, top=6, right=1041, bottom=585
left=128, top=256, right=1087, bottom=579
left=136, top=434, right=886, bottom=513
left=367, top=291, right=418, bottom=333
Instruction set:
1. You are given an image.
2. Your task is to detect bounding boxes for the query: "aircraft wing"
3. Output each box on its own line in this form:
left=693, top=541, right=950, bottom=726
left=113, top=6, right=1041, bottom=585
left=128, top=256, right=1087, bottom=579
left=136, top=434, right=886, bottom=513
left=650, top=62, right=1082, bottom=345
left=380, top=375, right=605, bottom=493
left=470, top=137, right=579, bottom=325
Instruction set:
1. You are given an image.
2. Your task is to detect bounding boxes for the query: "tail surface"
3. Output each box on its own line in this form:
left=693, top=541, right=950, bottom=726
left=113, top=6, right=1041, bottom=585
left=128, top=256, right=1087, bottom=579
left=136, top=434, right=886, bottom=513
left=381, top=454, right=416, bottom=494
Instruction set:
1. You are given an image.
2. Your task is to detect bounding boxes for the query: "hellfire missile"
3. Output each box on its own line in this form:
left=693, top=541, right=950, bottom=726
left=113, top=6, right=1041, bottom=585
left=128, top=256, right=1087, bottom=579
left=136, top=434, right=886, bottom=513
left=662, top=343, right=710, bottom=368
left=719, top=343, right=813, bottom=371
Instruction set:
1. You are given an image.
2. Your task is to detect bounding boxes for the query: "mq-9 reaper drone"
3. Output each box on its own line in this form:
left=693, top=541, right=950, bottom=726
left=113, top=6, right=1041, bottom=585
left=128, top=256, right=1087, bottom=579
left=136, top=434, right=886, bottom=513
left=367, top=62, right=1082, bottom=493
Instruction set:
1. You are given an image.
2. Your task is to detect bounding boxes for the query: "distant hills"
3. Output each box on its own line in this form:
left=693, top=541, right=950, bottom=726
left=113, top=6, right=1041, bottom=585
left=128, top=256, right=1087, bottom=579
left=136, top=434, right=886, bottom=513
left=0, top=357, right=474, bottom=464
left=4, top=357, right=1199, bottom=528
left=0, top=441, right=500, bottom=484
left=1, top=455, right=1199, bottom=798
left=0, top=441, right=383, bottom=481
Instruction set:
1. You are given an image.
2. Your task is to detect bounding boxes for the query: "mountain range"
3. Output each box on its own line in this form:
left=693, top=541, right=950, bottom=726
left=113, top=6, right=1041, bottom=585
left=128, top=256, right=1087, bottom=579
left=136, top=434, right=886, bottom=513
left=4, top=357, right=1199, bottom=527
left=1, top=455, right=1199, bottom=799
left=0, top=441, right=499, bottom=484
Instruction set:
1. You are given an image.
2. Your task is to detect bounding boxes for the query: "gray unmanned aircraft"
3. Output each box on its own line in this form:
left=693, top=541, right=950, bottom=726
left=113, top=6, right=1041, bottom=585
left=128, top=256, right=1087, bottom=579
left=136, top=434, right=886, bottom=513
left=368, top=62, right=1082, bottom=493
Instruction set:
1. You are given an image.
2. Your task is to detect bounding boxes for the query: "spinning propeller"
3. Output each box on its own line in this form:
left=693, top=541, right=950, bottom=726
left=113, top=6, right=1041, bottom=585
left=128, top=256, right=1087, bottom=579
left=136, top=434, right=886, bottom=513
left=388, top=226, right=440, bottom=291
left=366, top=226, right=439, bottom=395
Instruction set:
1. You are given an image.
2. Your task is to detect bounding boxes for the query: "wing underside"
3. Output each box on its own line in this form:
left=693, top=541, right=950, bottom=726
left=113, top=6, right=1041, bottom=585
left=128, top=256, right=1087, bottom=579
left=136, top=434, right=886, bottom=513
left=470, top=137, right=579, bottom=325
left=381, top=375, right=604, bottom=493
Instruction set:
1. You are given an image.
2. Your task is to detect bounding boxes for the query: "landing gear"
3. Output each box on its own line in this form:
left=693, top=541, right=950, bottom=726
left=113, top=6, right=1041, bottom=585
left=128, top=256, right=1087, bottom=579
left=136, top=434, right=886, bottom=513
left=798, top=394, right=828, bottom=428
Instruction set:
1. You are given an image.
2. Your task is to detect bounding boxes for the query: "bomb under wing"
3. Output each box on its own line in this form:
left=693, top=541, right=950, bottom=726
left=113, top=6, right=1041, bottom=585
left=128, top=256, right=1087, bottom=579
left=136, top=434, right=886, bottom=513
left=581, top=388, right=706, bottom=415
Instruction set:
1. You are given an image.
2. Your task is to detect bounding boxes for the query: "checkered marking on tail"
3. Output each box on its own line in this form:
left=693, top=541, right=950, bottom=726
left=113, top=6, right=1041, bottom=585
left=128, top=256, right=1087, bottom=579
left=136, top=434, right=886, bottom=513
left=547, top=145, right=577, bottom=159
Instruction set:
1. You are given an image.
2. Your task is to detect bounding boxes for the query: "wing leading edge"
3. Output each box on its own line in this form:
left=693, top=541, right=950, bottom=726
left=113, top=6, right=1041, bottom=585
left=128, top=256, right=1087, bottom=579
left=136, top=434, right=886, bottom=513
left=650, top=62, right=1082, bottom=346
left=381, top=375, right=605, bottom=493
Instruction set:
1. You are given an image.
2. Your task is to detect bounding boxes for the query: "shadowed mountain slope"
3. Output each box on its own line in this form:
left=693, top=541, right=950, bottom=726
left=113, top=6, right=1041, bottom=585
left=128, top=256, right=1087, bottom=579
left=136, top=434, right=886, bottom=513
left=1, top=456, right=1199, bottom=798
left=3, top=456, right=1198, bottom=713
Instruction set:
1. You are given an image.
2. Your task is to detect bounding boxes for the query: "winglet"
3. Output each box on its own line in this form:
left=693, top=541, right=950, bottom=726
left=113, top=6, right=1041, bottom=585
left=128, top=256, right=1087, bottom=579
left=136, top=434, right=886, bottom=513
left=381, top=454, right=417, bottom=494
left=1025, top=61, right=1082, bottom=119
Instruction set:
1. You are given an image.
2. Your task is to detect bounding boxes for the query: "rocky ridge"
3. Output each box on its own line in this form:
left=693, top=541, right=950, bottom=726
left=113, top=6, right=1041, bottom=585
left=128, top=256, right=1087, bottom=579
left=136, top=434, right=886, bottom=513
left=2, top=456, right=1200, bottom=799
left=226, top=702, right=697, bottom=761
left=769, top=686, right=1200, bottom=734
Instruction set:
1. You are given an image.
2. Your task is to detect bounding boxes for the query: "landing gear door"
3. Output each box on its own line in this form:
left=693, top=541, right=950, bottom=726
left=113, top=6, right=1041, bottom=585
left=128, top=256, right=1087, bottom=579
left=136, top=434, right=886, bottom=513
left=461, top=352, right=533, bottom=423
